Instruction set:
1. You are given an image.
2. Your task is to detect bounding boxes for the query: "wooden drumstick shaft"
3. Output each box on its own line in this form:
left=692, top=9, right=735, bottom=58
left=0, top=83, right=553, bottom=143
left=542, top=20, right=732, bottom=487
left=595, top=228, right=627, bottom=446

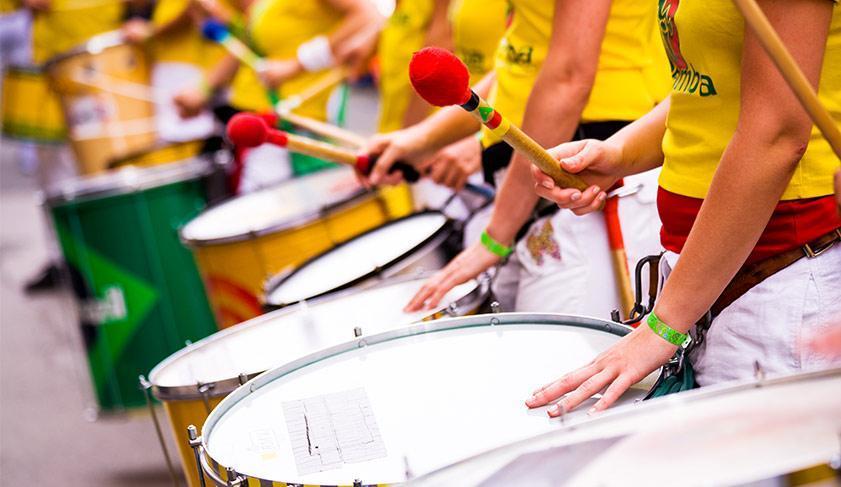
left=460, top=91, right=588, bottom=191
left=604, top=196, right=634, bottom=319
left=278, top=109, right=366, bottom=148
left=732, top=0, right=841, bottom=160
left=283, top=131, right=359, bottom=166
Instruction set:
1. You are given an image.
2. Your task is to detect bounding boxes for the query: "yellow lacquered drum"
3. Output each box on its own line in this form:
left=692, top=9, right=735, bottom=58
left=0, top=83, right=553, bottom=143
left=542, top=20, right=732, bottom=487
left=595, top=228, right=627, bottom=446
left=180, top=167, right=412, bottom=329
left=1, top=65, right=67, bottom=143
left=195, top=313, right=657, bottom=486
left=108, top=140, right=205, bottom=170
left=46, top=31, right=156, bottom=174
left=146, top=275, right=488, bottom=487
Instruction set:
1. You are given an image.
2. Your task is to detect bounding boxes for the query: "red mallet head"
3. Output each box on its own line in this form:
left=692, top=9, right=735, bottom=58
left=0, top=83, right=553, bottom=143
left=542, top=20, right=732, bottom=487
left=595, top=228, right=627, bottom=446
left=408, top=47, right=471, bottom=107
left=226, top=113, right=269, bottom=148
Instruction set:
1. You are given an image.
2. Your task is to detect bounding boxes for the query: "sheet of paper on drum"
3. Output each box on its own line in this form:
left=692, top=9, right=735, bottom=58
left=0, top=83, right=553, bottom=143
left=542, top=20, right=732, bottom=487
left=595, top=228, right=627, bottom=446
left=282, top=388, right=387, bottom=475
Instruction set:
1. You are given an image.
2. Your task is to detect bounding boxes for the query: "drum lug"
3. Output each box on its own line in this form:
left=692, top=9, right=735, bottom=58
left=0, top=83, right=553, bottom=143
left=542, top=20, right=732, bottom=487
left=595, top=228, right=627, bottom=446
left=354, top=326, right=363, bottom=338
left=490, top=301, right=501, bottom=314
left=237, top=373, right=248, bottom=386
left=187, top=425, right=207, bottom=487
left=139, top=375, right=182, bottom=487
left=445, top=302, right=459, bottom=317
left=353, top=479, right=362, bottom=487
left=225, top=467, right=246, bottom=487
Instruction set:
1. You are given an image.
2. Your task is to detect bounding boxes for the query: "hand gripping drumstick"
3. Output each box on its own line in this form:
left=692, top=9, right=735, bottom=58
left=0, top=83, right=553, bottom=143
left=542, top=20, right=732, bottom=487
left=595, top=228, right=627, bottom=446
left=201, top=20, right=364, bottom=148
left=408, top=47, right=635, bottom=317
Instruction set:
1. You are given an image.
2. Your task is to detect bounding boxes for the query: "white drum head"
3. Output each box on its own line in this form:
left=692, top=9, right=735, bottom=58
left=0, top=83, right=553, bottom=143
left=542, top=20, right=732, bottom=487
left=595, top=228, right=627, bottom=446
left=180, top=167, right=365, bottom=243
left=150, top=277, right=484, bottom=394
left=266, top=212, right=449, bottom=306
left=203, top=314, right=656, bottom=485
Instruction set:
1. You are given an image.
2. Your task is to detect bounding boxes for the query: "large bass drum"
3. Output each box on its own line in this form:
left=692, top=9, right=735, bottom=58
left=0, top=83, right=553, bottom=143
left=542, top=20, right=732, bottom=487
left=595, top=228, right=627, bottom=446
left=147, top=276, right=488, bottom=487
left=195, top=313, right=657, bottom=486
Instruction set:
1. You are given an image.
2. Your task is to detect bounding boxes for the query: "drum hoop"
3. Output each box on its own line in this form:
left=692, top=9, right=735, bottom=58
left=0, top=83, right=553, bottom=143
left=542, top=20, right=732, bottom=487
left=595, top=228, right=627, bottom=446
left=414, top=366, right=841, bottom=484
left=43, top=156, right=213, bottom=206
left=148, top=274, right=491, bottom=401
left=264, top=210, right=455, bottom=308
left=199, top=312, right=633, bottom=484
left=42, top=30, right=128, bottom=71
left=178, top=171, right=375, bottom=246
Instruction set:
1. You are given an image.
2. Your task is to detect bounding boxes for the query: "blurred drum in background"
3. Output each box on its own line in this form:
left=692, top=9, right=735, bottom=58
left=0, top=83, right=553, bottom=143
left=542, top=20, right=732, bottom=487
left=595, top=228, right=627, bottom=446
left=264, top=211, right=460, bottom=309
left=1, top=65, right=67, bottom=143
left=46, top=158, right=219, bottom=412
left=194, top=313, right=657, bottom=486
left=413, top=368, right=841, bottom=486
left=46, top=31, right=156, bottom=175
left=145, top=275, right=488, bottom=487
left=180, top=167, right=413, bottom=329
left=107, top=139, right=206, bottom=170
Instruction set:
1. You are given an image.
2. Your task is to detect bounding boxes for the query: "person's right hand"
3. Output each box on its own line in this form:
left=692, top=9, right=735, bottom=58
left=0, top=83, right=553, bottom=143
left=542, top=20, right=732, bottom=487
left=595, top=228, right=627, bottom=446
left=173, top=86, right=210, bottom=119
left=531, top=139, right=624, bottom=216
left=405, top=241, right=501, bottom=312
left=418, top=135, right=482, bottom=191
left=364, top=126, right=431, bottom=186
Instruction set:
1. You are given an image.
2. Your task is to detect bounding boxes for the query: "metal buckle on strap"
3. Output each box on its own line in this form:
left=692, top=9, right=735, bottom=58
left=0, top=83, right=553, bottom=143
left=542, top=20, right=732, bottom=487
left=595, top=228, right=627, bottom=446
left=803, top=228, right=841, bottom=258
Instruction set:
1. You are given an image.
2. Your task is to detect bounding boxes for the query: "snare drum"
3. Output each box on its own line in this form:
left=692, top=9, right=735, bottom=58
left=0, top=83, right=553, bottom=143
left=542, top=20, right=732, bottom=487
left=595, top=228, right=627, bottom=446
left=147, top=275, right=488, bottom=487
left=414, top=368, right=841, bottom=486
left=1, top=65, right=67, bottom=143
left=46, top=31, right=157, bottom=174
left=46, top=158, right=218, bottom=412
left=264, top=211, right=459, bottom=308
left=180, top=167, right=412, bottom=329
left=195, top=313, right=657, bottom=486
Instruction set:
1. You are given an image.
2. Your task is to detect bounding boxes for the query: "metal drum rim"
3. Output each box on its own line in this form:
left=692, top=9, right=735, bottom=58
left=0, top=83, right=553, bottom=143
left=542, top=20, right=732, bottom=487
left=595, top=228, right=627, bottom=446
left=178, top=169, right=376, bottom=246
left=43, top=157, right=213, bottom=206
left=199, top=312, right=633, bottom=485
left=149, top=274, right=490, bottom=401
left=42, top=30, right=128, bottom=70
left=412, top=366, right=841, bottom=485
left=263, top=210, right=455, bottom=308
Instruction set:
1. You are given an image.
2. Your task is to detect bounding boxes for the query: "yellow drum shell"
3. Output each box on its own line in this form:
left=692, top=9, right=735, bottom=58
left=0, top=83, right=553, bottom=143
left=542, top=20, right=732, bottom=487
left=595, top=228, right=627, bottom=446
left=162, top=397, right=224, bottom=487
left=109, top=140, right=205, bottom=170
left=1, top=66, right=67, bottom=143
left=47, top=33, right=156, bottom=175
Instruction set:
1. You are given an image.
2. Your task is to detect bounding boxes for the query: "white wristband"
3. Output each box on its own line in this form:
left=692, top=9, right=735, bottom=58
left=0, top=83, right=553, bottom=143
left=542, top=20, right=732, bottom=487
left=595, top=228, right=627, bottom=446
left=296, top=35, right=335, bottom=72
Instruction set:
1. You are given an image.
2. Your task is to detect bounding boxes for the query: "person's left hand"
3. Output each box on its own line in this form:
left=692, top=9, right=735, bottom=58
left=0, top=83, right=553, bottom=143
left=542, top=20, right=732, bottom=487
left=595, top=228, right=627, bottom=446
left=122, top=18, right=153, bottom=43
left=526, top=324, right=677, bottom=416
left=259, top=59, right=302, bottom=89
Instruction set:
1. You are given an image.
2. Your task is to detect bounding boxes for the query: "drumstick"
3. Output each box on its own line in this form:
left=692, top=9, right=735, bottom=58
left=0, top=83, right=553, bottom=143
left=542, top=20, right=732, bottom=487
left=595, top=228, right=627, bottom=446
left=409, top=47, right=635, bottom=318
left=201, top=20, right=362, bottom=148
left=604, top=194, right=634, bottom=318
left=732, top=0, right=841, bottom=161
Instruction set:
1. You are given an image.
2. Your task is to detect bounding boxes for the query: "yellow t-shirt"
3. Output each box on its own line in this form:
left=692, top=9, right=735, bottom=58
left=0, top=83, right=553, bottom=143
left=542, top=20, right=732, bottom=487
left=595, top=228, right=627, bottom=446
left=484, top=0, right=664, bottom=145
left=376, top=0, right=434, bottom=132
left=1, top=0, right=20, bottom=14
left=659, top=0, right=840, bottom=200
left=449, top=0, right=509, bottom=85
left=228, top=0, right=343, bottom=120
left=31, top=0, right=124, bottom=63
left=150, top=0, right=228, bottom=69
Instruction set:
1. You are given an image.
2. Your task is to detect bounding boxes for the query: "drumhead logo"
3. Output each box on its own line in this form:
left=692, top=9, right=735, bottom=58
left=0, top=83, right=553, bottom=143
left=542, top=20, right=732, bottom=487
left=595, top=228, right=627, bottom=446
left=659, top=0, right=718, bottom=97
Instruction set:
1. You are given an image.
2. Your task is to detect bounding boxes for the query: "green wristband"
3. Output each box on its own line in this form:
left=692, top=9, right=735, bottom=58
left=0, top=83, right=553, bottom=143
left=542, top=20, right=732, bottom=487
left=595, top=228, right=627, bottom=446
left=647, top=312, right=691, bottom=347
left=480, top=230, right=513, bottom=258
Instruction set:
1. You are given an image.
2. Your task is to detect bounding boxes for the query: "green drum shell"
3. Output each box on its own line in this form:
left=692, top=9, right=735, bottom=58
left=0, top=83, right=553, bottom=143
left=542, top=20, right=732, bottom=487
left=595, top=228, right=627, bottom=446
left=48, top=160, right=218, bottom=411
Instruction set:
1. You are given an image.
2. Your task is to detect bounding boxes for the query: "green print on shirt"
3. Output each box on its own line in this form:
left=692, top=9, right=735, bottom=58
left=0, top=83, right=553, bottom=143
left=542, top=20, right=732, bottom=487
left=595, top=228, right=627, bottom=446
left=503, top=40, right=533, bottom=66
left=658, top=0, right=718, bottom=97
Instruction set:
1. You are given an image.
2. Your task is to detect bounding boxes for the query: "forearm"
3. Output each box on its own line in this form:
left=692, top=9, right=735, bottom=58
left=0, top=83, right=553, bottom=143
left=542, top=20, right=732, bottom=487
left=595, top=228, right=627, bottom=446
left=206, top=54, right=241, bottom=89
left=654, top=131, right=804, bottom=331
left=409, top=105, right=481, bottom=152
left=610, top=98, right=669, bottom=177
left=327, top=1, right=381, bottom=49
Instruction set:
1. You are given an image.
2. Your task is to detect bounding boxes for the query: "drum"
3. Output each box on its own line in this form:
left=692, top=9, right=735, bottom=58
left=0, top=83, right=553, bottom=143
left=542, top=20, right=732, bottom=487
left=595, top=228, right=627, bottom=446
left=108, top=140, right=205, bottom=170
left=414, top=368, right=841, bottom=486
left=1, top=65, right=67, bottom=143
left=195, top=313, right=658, bottom=486
left=180, top=167, right=412, bottom=329
left=47, top=158, right=218, bottom=412
left=147, top=275, right=489, bottom=487
left=264, top=211, right=459, bottom=309
left=46, top=31, right=157, bottom=174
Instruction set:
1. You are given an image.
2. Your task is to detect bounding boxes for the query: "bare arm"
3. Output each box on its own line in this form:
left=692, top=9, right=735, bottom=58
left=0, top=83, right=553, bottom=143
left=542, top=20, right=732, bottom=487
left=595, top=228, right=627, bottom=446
left=402, top=0, right=453, bottom=127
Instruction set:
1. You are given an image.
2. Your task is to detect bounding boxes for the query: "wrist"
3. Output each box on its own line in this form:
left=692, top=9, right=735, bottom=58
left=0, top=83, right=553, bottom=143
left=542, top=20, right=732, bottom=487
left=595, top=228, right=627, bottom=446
left=479, top=229, right=512, bottom=259
left=646, top=310, right=690, bottom=348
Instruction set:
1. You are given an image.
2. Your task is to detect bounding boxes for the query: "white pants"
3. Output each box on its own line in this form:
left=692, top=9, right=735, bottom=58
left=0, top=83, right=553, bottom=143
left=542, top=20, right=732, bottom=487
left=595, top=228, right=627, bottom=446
left=491, top=168, right=662, bottom=318
left=660, top=241, right=841, bottom=386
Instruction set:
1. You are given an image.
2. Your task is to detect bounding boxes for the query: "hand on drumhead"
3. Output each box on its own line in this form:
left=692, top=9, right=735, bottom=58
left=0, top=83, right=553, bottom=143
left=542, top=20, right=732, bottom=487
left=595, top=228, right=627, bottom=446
left=405, top=242, right=499, bottom=312
left=259, top=59, right=303, bottom=89
left=532, top=139, right=622, bottom=215
left=419, top=136, right=482, bottom=191
left=526, top=324, right=676, bottom=416
left=173, top=87, right=210, bottom=119
left=364, top=128, right=428, bottom=186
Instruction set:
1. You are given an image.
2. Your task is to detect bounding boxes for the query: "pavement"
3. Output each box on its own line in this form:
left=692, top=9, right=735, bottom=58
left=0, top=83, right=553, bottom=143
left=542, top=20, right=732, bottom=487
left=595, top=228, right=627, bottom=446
left=0, top=86, right=380, bottom=486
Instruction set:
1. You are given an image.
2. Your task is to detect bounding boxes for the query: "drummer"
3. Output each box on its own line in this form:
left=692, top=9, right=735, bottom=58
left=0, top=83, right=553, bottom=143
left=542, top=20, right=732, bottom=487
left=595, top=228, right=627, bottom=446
left=526, top=0, right=841, bottom=415
left=174, top=0, right=382, bottom=192
left=366, top=0, right=669, bottom=315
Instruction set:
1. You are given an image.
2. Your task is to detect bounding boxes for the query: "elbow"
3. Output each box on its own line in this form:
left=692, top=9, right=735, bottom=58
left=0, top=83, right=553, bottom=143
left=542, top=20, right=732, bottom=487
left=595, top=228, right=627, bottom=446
left=541, top=65, right=596, bottom=106
left=736, top=118, right=812, bottom=170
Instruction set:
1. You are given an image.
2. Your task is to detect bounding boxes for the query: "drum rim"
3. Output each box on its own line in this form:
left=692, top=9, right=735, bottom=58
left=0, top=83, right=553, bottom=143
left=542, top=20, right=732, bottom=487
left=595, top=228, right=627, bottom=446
left=43, top=156, right=213, bottom=205
left=42, top=30, right=128, bottom=70
left=199, top=312, right=633, bottom=485
left=178, top=168, right=375, bottom=246
left=413, top=366, right=841, bottom=485
left=148, top=273, right=491, bottom=401
left=263, top=210, right=455, bottom=308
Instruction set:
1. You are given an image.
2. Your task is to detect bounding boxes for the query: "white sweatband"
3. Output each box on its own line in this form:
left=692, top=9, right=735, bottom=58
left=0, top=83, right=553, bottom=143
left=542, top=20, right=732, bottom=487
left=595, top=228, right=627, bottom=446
left=296, top=35, right=336, bottom=72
